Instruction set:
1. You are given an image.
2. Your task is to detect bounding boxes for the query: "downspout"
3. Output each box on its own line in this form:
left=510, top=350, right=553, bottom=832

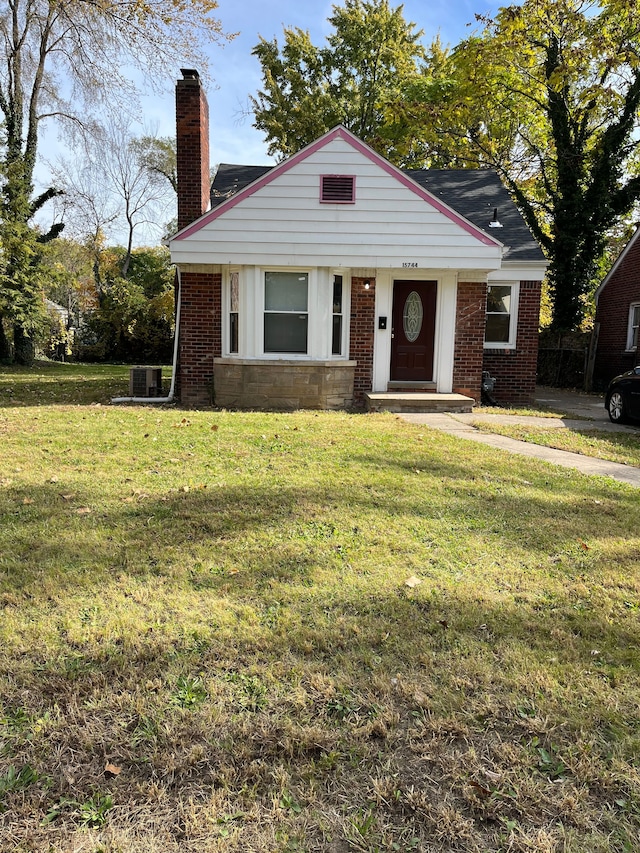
left=111, top=267, right=182, bottom=404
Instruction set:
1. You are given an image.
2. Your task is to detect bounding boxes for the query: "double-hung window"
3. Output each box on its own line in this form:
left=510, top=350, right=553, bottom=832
left=485, top=283, right=517, bottom=347
left=626, top=303, right=640, bottom=351
left=332, top=275, right=343, bottom=355
left=264, top=271, right=308, bottom=354
left=229, top=272, right=239, bottom=353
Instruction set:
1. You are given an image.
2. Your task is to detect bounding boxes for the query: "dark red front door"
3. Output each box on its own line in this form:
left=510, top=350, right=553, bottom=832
left=390, top=281, right=437, bottom=381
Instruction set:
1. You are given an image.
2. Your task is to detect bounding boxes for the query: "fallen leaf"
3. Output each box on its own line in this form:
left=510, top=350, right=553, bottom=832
left=438, top=619, right=449, bottom=629
left=405, top=575, right=422, bottom=588
left=49, top=476, right=59, bottom=483
left=22, top=497, right=34, bottom=505
left=76, top=507, right=92, bottom=514
left=211, top=425, right=219, bottom=432
left=579, top=541, right=589, bottom=551
left=469, top=781, right=492, bottom=799
left=104, top=763, right=122, bottom=777
left=60, top=493, right=76, bottom=501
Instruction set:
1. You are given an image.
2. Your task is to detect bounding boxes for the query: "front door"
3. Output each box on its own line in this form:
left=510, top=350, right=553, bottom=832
left=390, top=280, right=437, bottom=381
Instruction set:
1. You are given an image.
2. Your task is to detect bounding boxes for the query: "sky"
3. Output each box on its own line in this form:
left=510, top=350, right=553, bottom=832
left=142, top=0, right=502, bottom=169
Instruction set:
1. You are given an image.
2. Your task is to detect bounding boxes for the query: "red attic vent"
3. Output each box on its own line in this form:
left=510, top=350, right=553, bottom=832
left=321, top=175, right=355, bottom=203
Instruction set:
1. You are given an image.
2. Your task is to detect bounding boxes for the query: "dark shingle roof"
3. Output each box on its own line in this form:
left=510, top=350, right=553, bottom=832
left=210, top=163, right=545, bottom=263
left=407, top=169, right=544, bottom=263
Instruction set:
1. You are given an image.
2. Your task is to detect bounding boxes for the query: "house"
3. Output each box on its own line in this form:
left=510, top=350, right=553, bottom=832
left=592, top=226, right=640, bottom=389
left=170, top=69, right=547, bottom=410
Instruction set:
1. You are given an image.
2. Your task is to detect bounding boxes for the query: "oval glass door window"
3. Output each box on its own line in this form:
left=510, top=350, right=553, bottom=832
left=403, top=291, right=423, bottom=342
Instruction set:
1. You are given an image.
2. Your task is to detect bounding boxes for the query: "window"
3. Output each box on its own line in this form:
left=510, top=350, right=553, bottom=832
left=332, top=275, right=343, bottom=355
left=264, top=271, right=308, bottom=353
left=485, top=284, right=516, bottom=347
left=627, top=303, right=640, bottom=351
left=320, top=175, right=355, bottom=203
left=229, top=272, right=239, bottom=353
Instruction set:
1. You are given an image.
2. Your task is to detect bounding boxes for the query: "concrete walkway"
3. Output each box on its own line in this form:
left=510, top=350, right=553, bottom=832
left=401, top=388, right=640, bottom=488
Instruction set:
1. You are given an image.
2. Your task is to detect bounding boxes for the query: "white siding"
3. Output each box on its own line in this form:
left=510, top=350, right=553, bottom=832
left=171, top=137, right=503, bottom=271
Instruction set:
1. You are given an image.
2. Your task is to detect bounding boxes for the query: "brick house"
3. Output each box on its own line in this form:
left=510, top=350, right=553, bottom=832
left=170, top=69, right=547, bottom=410
left=593, top=226, right=640, bottom=389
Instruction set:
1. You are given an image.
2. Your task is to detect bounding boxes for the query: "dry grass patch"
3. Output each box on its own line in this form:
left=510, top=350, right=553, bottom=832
left=1, top=364, right=639, bottom=851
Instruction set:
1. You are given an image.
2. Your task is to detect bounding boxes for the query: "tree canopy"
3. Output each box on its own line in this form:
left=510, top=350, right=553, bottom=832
left=251, top=0, right=427, bottom=162
left=421, top=0, right=640, bottom=330
left=0, top=0, right=230, bottom=363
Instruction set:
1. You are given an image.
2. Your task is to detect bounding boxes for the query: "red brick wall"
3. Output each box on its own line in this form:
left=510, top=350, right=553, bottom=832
left=453, top=282, right=486, bottom=400
left=177, top=271, right=221, bottom=407
left=349, top=277, right=376, bottom=405
left=176, top=71, right=210, bottom=232
left=594, top=236, right=640, bottom=388
left=483, top=280, right=541, bottom=404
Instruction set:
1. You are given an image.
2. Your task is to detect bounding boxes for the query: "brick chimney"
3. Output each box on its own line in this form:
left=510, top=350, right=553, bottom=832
left=176, top=69, right=210, bottom=231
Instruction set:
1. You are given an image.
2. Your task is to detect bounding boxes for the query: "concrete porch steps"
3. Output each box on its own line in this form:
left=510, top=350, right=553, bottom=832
left=364, top=392, right=475, bottom=414
left=387, top=380, right=437, bottom=392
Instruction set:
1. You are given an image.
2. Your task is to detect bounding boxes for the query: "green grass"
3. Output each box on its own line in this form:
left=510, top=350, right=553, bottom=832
left=1, top=363, right=640, bottom=852
left=475, top=422, right=640, bottom=468
left=0, top=360, right=166, bottom=406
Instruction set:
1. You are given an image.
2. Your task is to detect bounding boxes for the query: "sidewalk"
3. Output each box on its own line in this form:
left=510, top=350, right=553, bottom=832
left=400, top=388, right=640, bottom=488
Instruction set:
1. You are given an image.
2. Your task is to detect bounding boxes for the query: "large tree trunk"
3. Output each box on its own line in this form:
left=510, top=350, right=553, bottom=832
left=13, top=324, right=36, bottom=366
left=0, top=317, right=12, bottom=362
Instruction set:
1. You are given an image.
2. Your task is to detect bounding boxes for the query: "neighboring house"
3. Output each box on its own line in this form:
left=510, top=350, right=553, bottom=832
left=593, top=226, right=640, bottom=389
left=45, top=299, right=70, bottom=326
left=170, top=69, right=547, bottom=410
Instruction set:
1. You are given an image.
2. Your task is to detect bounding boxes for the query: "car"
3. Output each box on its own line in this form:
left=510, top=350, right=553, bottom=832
left=605, top=366, right=640, bottom=423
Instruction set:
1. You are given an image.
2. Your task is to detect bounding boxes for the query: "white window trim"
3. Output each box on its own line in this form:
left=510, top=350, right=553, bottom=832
left=222, top=267, right=243, bottom=357
left=626, top=302, right=640, bottom=352
left=484, top=281, right=519, bottom=349
left=223, top=267, right=351, bottom=360
left=263, top=270, right=311, bottom=356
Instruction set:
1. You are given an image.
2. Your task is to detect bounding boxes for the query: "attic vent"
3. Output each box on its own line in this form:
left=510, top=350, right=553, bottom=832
left=129, top=367, right=163, bottom=397
left=321, top=175, right=355, bottom=203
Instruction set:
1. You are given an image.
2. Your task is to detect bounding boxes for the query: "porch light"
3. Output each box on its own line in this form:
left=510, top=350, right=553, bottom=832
left=364, top=280, right=371, bottom=289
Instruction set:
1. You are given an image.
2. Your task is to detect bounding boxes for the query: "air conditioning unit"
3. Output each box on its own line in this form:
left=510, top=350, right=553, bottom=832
left=129, top=367, right=163, bottom=397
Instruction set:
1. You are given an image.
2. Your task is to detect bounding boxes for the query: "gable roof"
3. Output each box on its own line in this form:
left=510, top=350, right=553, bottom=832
left=175, top=126, right=504, bottom=251
left=594, top=224, right=640, bottom=305
left=205, top=160, right=545, bottom=264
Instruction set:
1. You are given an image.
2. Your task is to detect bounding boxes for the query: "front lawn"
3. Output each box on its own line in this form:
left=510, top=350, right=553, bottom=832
left=1, top=364, right=639, bottom=852
left=0, top=361, right=163, bottom=406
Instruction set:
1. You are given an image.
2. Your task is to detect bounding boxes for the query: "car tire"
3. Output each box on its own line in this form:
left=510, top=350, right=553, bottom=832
left=607, top=390, right=627, bottom=423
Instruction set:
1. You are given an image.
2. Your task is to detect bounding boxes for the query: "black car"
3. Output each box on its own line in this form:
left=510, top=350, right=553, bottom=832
left=605, top=366, right=640, bottom=423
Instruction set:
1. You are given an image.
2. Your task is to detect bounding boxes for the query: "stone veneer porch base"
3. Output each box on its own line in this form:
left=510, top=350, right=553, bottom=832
left=213, top=358, right=357, bottom=410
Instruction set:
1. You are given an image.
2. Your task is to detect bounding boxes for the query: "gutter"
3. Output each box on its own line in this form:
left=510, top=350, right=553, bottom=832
left=111, top=267, right=182, bottom=405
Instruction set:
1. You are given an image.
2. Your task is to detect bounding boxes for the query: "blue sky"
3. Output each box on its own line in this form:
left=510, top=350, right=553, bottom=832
left=144, top=0, right=503, bottom=168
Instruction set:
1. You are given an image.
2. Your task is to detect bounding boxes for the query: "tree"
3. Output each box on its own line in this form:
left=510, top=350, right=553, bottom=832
left=85, top=246, right=175, bottom=363
left=0, top=0, right=230, bottom=363
left=135, top=136, right=178, bottom=194
left=417, top=0, right=640, bottom=331
left=251, top=0, right=427, bottom=162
